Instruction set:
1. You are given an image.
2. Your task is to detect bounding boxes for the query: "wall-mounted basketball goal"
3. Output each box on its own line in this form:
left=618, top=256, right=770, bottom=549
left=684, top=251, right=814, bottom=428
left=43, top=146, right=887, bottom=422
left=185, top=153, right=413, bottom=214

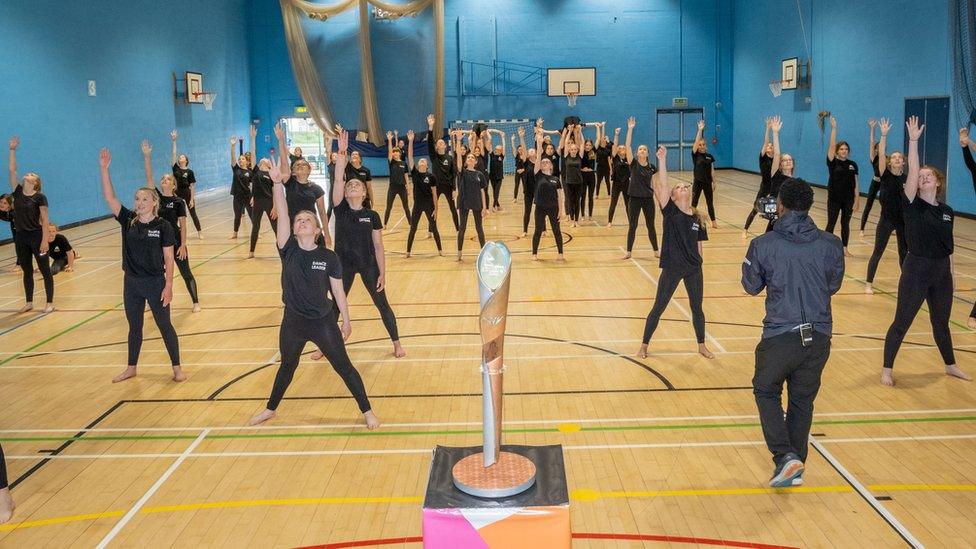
left=547, top=68, right=596, bottom=108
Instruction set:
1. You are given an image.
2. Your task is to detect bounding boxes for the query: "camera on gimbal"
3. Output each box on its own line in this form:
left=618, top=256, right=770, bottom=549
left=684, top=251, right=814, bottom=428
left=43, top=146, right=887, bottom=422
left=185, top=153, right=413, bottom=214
left=757, top=196, right=779, bottom=221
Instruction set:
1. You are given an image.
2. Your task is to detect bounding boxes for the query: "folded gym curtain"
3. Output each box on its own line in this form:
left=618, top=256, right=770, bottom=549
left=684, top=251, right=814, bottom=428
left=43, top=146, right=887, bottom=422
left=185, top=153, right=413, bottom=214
left=951, top=0, right=976, bottom=126
left=279, top=0, right=445, bottom=145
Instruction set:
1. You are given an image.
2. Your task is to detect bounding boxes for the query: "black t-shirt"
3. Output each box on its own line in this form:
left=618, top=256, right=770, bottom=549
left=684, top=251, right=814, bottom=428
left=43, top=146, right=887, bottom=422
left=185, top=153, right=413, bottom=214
left=474, top=154, right=488, bottom=178
left=522, top=161, right=536, bottom=198
left=758, top=154, right=773, bottom=196
left=328, top=162, right=336, bottom=184
left=389, top=159, right=408, bottom=187
left=115, top=205, right=175, bottom=277
left=458, top=169, right=487, bottom=211
left=534, top=173, right=562, bottom=209
left=251, top=170, right=274, bottom=202
left=612, top=154, right=630, bottom=186
left=333, top=200, right=381, bottom=270
left=0, top=208, right=13, bottom=230
left=231, top=165, right=252, bottom=197
left=278, top=237, right=342, bottom=320
left=562, top=155, right=583, bottom=185
left=12, top=185, right=47, bottom=232
left=878, top=169, right=908, bottom=223
left=284, top=176, right=325, bottom=221
left=172, top=163, right=196, bottom=194
left=903, top=196, right=953, bottom=258
left=871, top=155, right=881, bottom=180
left=345, top=164, right=372, bottom=184
left=692, top=151, right=715, bottom=183
left=826, top=158, right=859, bottom=202
left=515, top=156, right=525, bottom=174
left=155, top=190, right=187, bottom=245
left=628, top=159, right=657, bottom=198
left=659, top=199, right=708, bottom=274
left=768, top=171, right=789, bottom=198
left=489, top=153, right=505, bottom=181
left=428, top=130, right=457, bottom=189
left=411, top=168, right=437, bottom=207
left=596, top=145, right=612, bottom=172
left=48, top=234, right=72, bottom=260
left=581, top=153, right=596, bottom=173
left=542, top=151, right=561, bottom=178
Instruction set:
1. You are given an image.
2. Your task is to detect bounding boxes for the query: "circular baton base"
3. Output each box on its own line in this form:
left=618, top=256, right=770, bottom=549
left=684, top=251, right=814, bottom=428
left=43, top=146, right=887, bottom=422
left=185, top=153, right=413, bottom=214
left=451, top=451, right=537, bottom=498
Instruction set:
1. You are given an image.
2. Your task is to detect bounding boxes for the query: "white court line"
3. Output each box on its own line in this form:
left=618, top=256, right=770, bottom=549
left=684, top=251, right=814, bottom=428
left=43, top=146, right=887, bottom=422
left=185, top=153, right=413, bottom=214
left=622, top=245, right=730, bottom=354
left=94, top=429, right=210, bottom=549
left=2, top=407, right=974, bottom=434
left=6, top=433, right=976, bottom=461
left=810, top=438, right=925, bottom=548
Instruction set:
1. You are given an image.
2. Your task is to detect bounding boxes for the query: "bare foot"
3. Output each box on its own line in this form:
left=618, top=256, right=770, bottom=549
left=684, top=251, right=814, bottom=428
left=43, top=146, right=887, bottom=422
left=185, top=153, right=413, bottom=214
left=438, top=250, right=443, bottom=257
left=859, top=230, right=865, bottom=240
left=621, top=252, right=632, bottom=260
left=393, top=341, right=406, bottom=358
left=968, top=317, right=976, bottom=330
left=192, top=303, right=202, bottom=313
left=606, top=222, right=613, bottom=228
left=456, top=251, right=463, bottom=262
left=18, top=303, right=33, bottom=313
left=0, top=487, right=14, bottom=525
left=364, top=410, right=381, bottom=430
left=881, top=367, right=895, bottom=387
left=405, top=253, right=411, bottom=258
left=864, top=283, right=874, bottom=295
left=427, top=232, right=433, bottom=240
left=310, top=350, right=324, bottom=361
left=654, top=250, right=661, bottom=258
left=248, top=408, right=277, bottom=426
left=43, top=303, right=55, bottom=313
left=698, top=343, right=715, bottom=359
left=171, top=366, right=187, bottom=382
left=520, top=232, right=527, bottom=238
left=531, top=254, right=539, bottom=261
left=637, top=344, right=648, bottom=359
left=711, top=221, right=719, bottom=229
left=844, top=248, right=854, bottom=258
left=112, top=366, right=137, bottom=383
left=230, top=232, right=238, bottom=239
left=741, top=231, right=748, bottom=239
left=556, top=254, right=565, bottom=262
left=945, top=364, right=973, bottom=381
left=247, top=252, right=255, bottom=259
left=197, top=233, right=204, bottom=240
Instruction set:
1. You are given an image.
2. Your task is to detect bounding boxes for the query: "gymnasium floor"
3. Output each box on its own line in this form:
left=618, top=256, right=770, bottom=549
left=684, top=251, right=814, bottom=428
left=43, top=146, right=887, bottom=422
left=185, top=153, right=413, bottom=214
left=0, top=169, right=974, bottom=548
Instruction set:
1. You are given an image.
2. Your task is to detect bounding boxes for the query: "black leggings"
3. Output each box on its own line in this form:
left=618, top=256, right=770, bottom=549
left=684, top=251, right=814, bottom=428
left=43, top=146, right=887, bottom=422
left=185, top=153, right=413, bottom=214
left=692, top=179, right=716, bottom=221
left=233, top=194, right=252, bottom=233
left=383, top=185, right=410, bottom=226
left=582, top=172, right=596, bottom=217
left=825, top=197, right=853, bottom=247
left=490, top=178, right=503, bottom=208
left=565, top=184, right=582, bottom=221
left=743, top=191, right=764, bottom=231
left=608, top=183, right=629, bottom=224
left=176, top=188, right=202, bottom=232
left=436, top=188, right=459, bottom=230
left=175, top=253, right=200, bottom=304
left=16, top=230, right=53, bottom=304
left=51, top=256, right=68, bottom=275
left=457, top=209, right=486, bottom=251
left=407, top=205, right=442, bottom=253
left=642, top=268, right=706, bottom=344
left=268, top=309, right=371, bottom=412
left=249, top=199, right=278, bottom=253
left=596, top=169, right=611, bottom=197
left=522, top=196, right=534, bottom=233
left=883, top=254, right=955, bottom=369
left=859, top=178, right=882, bottom=231
left=532, top=206, right=564, bottom=255
left=866, top=216, right=907, bottom=283
left=626, top=197, right=659, bottom=252
left=513, top=172, right=522, bottom=199
left=123, top=274, right=180, bottom=367
left=0, top=442, right=6, bottom=489
left=343, top=264, right=399, bottom=341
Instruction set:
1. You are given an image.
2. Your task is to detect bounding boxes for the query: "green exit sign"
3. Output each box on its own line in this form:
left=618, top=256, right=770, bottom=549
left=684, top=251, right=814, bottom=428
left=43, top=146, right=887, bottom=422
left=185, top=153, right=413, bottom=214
left=672, top=97, right=688, bottom=107
left=295, top=105, right=308, bottom=114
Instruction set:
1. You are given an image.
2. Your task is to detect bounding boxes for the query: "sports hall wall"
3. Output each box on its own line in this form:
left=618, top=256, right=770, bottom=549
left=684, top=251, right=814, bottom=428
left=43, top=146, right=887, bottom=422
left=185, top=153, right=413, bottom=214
left=247, top=0, right=736, bottom=175
left=730, top=0, right=974, bottom=213
left=0, top=0, right=252, bottom=240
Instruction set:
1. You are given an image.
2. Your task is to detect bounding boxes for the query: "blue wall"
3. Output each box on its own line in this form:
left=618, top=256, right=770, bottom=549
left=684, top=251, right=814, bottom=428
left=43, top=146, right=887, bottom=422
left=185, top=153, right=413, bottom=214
left=730, top=0, right=971, bottom=213
left=0, top=0, right=252, bottom=239
left=247, top=0, right=735, bottom=174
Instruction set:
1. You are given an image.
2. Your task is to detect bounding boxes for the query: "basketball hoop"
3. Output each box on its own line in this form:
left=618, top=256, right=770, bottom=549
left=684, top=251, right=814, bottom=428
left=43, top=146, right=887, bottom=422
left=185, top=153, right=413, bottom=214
left=566, top=92, right=578, bottom=108
left=193, top=91, right=217, bottom=111
left=768, top=81, right=785, bottom=98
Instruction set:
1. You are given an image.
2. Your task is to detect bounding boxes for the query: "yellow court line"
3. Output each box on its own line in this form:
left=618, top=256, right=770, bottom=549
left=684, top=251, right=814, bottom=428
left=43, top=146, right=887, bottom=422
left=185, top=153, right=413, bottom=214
left=2, top=485, right=976, bottom=533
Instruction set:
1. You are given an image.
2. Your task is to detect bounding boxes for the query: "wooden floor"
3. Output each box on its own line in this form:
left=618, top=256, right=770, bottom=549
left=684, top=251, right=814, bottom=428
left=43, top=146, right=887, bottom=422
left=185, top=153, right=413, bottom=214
left=1, top=169, right=975, bottom=548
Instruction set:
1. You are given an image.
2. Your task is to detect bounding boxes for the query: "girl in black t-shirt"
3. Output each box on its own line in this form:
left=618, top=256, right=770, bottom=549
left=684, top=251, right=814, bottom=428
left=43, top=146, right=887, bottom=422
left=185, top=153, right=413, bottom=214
left=46, top=223, right=77, bottom=275
left=405, top=129, right=442, bottom=257
left=345, top=151, right=375, bottom=209
left=864, top=118, right=908, bottom=295
left=825, top=117, right=860, bottom=256
left=98, top=147, right=183, bottom=384
left=691, top=119, right=718, bottom=228
left=516, top=127, right=536, bottom=236
left=559, top=125, right=584, bottom=227
left=859, top=119, right=882, bottom=235
left=229, top=127, right=256, bottom=239
left=8, top=137, right=55, bottom=312
left=744, top=117, right=775, bottom=236
left=607, top=128, right=630, bottom=227
left=284, top=156, right=331, bottom=249
left=621, top=116, right=660, bottom=259
left=881, top=117, right=969, bottom=386
left=248, top=127, right=378, bottom=429
left=638, top=146, right=714, bottom=360
left=485, top=129, right=506, bottom=211
left=595, top=127, right=613, bottom=198
left=962, top=128, right=976, bottom=329
left=384, top=131, right=411, bottom=227
left=762, top=116, right=794, bottom=234
left=170, top=130, right=203, bottom=238
left=581, top=136, right=598, bottom=220
left=531, top=127, right=566, bottom=261
left=452, top=129, right=489, bottom=261
left=512, top=133, right=523, bottom=202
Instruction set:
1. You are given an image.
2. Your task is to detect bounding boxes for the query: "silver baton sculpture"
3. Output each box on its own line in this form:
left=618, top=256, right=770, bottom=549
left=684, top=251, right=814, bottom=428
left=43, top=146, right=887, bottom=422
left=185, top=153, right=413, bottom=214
left=452, top=241, right=537, bottom=498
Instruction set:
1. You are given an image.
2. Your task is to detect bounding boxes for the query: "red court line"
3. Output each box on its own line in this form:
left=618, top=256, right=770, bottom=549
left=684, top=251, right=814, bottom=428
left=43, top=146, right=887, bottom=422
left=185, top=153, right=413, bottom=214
left=295, top=532, right=800, bottom=548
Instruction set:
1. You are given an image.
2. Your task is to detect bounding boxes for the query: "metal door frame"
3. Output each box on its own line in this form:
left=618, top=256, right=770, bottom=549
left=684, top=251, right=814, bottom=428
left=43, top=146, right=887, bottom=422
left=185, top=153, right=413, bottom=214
left=655, top=107, right=704, bottom=171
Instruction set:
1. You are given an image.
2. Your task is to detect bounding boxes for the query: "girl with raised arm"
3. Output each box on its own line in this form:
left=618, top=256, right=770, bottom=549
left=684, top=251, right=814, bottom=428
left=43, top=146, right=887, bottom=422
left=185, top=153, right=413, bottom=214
left=248, top=129, right=379, bottom=429
left=277, top=126, right=331, bottom=249
left=762, top=116, right=793, bottom=233
left=247, top=154, right=279, bottom=259
left=880, top=116, right=968, bottom=386
left=7, top=137, right=54, bottom=313
left=961, top=127, right=976, bottom=329
left=405, top=129, right=442, bottom=257
left=512, top=133, right=523, bottom=202
left=327, top=125, right=405, bottom=358
left=824, top=117, right=859, bottom=256
left=621, top=117, right=660, bottom=259
left=517, top=127, right=536, bottom=236
left=596, top=123, right=613, bottom=199
left=580, top=125, right=599, bottom=221
left=859, top=119, right=882, bottom=237
left=99, top=148, right=183, bottom=384
left=143, top=140, right=201, bottom=312
left=452, top=129, right=489, bottom=261
left=486, top=129, right=506, bottom=211
left=171, top=130, right=203, bottom=239
left=229, top=127, right=255, bottom=239
left=384, top=130, right=411, bottom=227
left=691, top=119, right=718, bottom=229
left=426, top=114, right=460, bottom=231
left=743, top=118, right=774, bottom=237
left=560, top=125, right=585, bottom=227
left=531, top=127, right=566, bottom=261
left=864, top=118, right=908, bottom=295
left=638, top=146, right=712, bottom=359
left=607, top=127, right=630, bottom=228
left=344, top=149, right=375, bottom=209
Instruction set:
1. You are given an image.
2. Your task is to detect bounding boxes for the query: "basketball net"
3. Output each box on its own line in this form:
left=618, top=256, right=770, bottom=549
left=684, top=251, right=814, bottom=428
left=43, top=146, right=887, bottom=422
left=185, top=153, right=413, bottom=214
left=768, top=81, right=783, bottom=98
left=202, top=92, right=217, bottom=111
left=567, top=92, right=578, bottom=108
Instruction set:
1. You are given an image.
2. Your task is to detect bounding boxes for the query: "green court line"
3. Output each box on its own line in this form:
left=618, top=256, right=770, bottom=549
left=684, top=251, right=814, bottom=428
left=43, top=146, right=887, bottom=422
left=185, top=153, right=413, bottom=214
left=3, top=414, right=974, bottom=444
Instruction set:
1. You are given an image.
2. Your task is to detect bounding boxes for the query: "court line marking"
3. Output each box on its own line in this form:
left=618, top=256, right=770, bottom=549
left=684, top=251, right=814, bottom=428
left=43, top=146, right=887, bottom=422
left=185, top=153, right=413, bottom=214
left=94, top=429, right=210, bottom=549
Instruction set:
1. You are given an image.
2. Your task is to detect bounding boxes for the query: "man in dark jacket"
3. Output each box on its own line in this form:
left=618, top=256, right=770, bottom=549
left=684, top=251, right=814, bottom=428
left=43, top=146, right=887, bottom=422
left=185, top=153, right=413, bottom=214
left=741, top=178, right=845, bottom=488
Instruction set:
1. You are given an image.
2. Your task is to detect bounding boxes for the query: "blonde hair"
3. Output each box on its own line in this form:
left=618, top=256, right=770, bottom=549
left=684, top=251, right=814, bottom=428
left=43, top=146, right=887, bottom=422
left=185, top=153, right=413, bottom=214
left=131, top=187, right=160, bottom=227
left=24, top=172, right=42, bottom=191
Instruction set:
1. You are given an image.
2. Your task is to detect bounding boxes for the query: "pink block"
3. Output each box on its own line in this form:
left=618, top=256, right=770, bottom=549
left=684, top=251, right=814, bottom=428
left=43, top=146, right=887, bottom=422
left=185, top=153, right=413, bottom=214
left=422, top=508, right=489, bottom=549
